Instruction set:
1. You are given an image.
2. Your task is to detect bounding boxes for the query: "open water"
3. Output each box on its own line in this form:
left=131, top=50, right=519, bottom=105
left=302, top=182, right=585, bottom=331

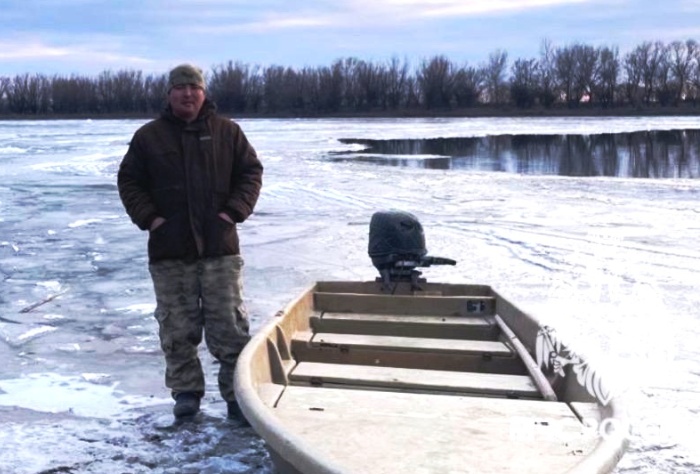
left=1, top=116, right=699, bottom=473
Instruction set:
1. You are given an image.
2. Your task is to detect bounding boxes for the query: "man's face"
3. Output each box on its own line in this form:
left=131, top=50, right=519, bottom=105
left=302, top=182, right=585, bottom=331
left=168, top=84, right=205, bottom=122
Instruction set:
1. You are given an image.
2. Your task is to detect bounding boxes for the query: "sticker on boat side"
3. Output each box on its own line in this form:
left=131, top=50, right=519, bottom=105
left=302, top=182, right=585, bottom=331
left=465, top=300, right=487, bottom=313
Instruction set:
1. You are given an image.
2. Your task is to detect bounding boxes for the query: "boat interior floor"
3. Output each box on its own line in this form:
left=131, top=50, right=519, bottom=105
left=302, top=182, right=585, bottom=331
left=273, top=385, right=600, bottom=474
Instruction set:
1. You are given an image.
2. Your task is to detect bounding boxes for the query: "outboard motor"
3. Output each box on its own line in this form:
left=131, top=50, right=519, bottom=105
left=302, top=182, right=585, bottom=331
left=368, top=210, right=456, bottom=291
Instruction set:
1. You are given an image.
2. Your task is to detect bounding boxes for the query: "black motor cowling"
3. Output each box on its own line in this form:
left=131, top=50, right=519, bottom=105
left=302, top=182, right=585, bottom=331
left=368, top=210, right=456, bottom=288
left=369, top=210, right=427, bottom=269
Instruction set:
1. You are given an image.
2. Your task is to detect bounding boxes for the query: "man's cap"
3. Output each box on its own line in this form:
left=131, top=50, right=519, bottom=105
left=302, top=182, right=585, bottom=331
left=168, top=64, right=206, bottom=90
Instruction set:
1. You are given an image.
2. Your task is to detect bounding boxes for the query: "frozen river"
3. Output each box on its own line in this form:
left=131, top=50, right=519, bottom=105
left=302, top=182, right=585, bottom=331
left=1, top=116, right=699, bottom=473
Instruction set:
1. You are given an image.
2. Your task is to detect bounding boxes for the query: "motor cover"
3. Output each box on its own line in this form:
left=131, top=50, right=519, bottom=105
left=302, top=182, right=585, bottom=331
left=368, top=210, right=427, bottom=270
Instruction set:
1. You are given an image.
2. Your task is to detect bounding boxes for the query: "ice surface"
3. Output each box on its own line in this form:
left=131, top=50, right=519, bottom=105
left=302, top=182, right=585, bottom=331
left=0, top=372, right=168, bottom=417
left=1, top=116, right=699, bottom=473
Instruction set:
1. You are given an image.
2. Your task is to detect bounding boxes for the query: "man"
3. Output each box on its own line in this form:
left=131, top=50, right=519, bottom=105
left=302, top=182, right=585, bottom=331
left=117, top=64, right=263, bottom=422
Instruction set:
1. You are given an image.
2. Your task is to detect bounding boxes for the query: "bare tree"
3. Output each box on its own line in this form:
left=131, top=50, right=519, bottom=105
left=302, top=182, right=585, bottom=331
left=262, top=65, right=286, bottom=112
left=635, top=41, right=667, bottom=105
left=622, top=47, right=644, bottom=105
left=572, top=44, right=599, bottom=104
left=96, top=71, right=117, bottom=113
left=483, top=49, right=508, bottom=104
left=689, top=44, right=700, bottom=104
left=246, top=66, right=264, bottom=113
left=538, top=39, right=558, bottom=107
left=209, top=61, right=255, bottom=112
left=279, top=67, right=304, bottom=112
left=317, top=61, right=343, bottom=112
left=384, top=56, right=410, bottom=110
left=510, top=58, right=539, bottom=108
left=336, top=57, right=361, bottom=111
left=7, top=73, right=51, bottom=113
left=404, top=76, right=421, bottom=109
left=668, top=39, right=698, bottom=104
left=654, top=44, right=674, bottom=106
left=297, top=66, right=321, bottom=112
left=116, top=70, right=144, bottom=112
left=51, top=75, right=96, bottom=114
left=452, top=64, right=483, bottom=107
left=555, top=45, right=577, bottom=106
left=143, top=73, right=168, bottom=112
left=596, top=46, right=619, bottom=107
left=417, top=55, right=454, bottom=108
left=355, top=60, right=383, bottom=110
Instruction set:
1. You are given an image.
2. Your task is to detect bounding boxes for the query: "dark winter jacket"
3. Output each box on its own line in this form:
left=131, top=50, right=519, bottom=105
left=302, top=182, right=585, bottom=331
left=117, top=100, right=263, bottom=262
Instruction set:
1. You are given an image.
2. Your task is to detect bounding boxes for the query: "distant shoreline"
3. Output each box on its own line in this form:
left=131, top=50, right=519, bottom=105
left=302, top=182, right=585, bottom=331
left=1, top=105, right=699, bottom=121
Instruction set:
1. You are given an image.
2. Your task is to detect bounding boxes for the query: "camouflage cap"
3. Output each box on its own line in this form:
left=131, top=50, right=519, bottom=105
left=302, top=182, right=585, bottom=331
left=168, top=64, right=205, bottom=90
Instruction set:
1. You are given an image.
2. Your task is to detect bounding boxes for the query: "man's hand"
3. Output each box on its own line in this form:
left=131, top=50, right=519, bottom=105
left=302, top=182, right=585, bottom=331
left=150, top=216, right=166, bottom=231
left=218, top=212, right=234, bottom=224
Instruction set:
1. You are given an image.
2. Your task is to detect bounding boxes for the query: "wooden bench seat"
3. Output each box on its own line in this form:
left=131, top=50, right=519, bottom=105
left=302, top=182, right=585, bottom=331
left=310, top=311, right=499, bottom=340
left=314, top=292, right=494, bottom=316
left=290, top=361, right=540, bottom=398
left=290, top=331, right=524, bottom=375
left=309, top=332, right=512, bottom=356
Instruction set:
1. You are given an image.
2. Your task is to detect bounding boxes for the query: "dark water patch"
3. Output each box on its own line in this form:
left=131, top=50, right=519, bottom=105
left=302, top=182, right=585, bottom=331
left=335, top=130, right=700, bottom=178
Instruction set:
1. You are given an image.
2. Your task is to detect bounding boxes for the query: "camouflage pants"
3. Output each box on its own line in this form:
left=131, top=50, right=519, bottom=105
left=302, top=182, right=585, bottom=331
left=148, top=255, right=251, bottom=402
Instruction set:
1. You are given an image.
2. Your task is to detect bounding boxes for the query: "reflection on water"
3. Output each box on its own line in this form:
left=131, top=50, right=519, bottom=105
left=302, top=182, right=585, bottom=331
left=334, top=130, right=700, bottom=178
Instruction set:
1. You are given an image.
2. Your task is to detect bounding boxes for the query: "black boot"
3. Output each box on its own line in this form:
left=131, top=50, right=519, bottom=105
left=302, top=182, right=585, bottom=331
left=173, top=392, right=201, bottom=419
left=227, top=400, right=250, bottom=426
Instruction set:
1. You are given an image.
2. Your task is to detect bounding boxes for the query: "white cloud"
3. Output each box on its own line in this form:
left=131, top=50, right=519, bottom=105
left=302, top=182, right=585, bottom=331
left=201, top=14, right=333, bottom=34
left=189, top=0, right=593, bottom=35
left=348, top=0, right=591, bottom=18
left=421, top=0, right=589, bottom=17
left=0, top=38, right=159, bottom=75
left=0, top=41, right=69, bottom=60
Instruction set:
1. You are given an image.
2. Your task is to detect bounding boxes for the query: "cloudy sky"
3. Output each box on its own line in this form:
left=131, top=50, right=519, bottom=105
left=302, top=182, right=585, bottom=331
left=1, top=0, right=699, bottom=76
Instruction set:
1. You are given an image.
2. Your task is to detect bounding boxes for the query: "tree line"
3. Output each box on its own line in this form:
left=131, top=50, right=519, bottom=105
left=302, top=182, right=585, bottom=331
left=1, top=39, right=699, bottom=117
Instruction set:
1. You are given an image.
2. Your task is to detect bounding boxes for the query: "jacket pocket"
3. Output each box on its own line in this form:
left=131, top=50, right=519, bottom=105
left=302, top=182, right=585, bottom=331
left=203, top=215, right=239, bottom=256
left=148, top=213, right=193, bottom=261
